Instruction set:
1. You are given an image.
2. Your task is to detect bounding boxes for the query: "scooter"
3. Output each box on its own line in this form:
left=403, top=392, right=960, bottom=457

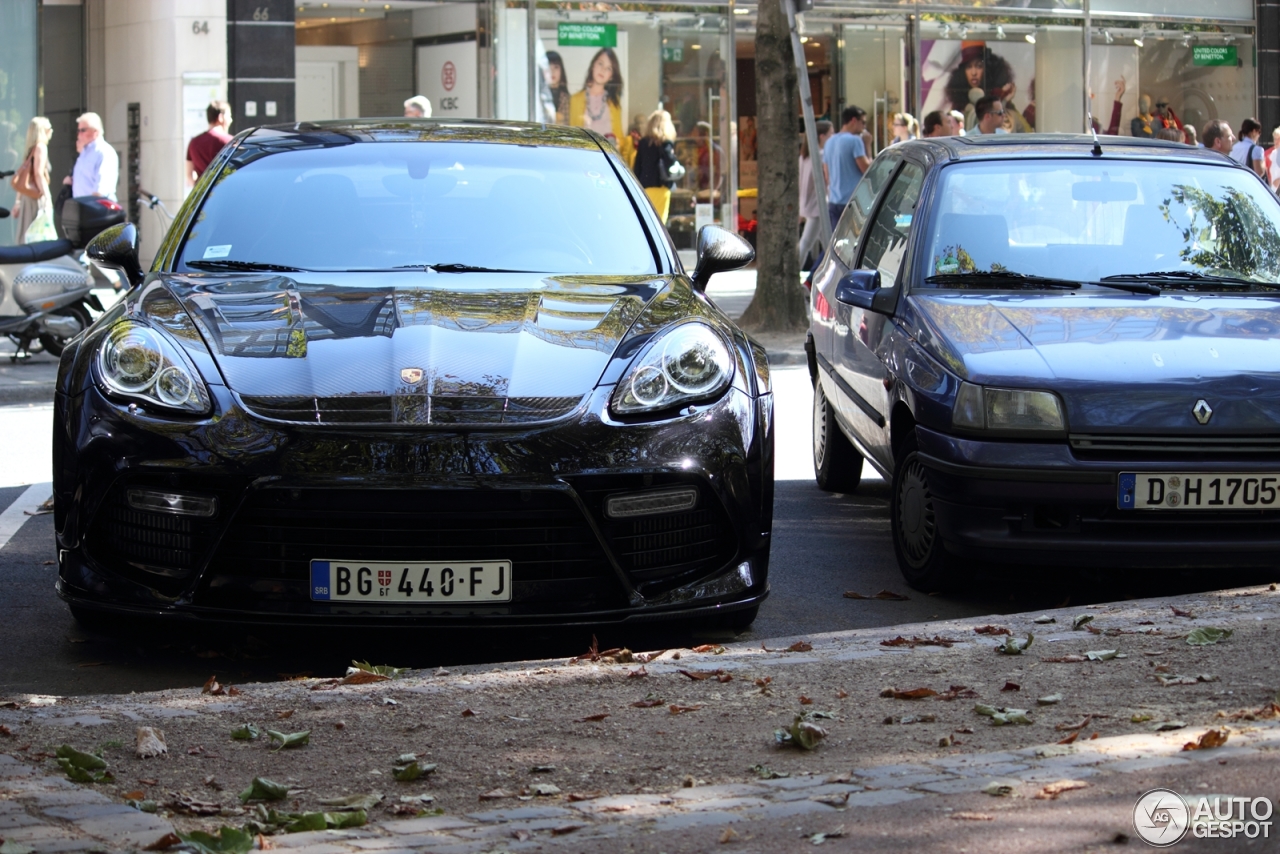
left=0, top=170, right=115, bottom=360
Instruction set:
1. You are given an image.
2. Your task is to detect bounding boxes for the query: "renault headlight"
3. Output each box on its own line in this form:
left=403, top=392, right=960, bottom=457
left=952, top=382, right=1064, bottom=434
left=96, top=320, right=211, bottom=414
left=611, top=322, right=735, bottom=416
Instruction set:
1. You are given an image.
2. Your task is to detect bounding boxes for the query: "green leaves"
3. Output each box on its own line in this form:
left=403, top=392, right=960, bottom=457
left=55, top=745, right=112, bottom=783
left=1072, top=615, right=1094, bottom=630
left=318, top=793, right=383, bottom=811
left=774, top=712, right=830, bottom=750
left=238, top=776, right=289, bottom=804
left=974, top=704, right=1032, bottom=726
left=392, top=754, right=437, bottom=782
left=750, top=764, right=790, bottom=779
left=1186, top=627, right=1233, bottom=646
left=351, top=660, right=408, bottom=679
left=177, top=827, right=254, bottom=854
left=266, top=730, right=311, bottom=751
left=230, top=723, right=260, bottom=741
left=996, top=633, right=1033, bottom=655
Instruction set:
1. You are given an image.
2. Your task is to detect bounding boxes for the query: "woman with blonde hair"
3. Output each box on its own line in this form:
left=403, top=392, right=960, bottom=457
left=632, top=109, right=680, bottom=223
left=9, top=117, right=56, bottom=244
left=889, top=112, right=918, bottom=145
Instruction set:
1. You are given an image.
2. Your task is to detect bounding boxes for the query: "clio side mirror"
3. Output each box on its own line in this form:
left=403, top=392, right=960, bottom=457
left=835, top=269, right=896, bottom=314
left=86, top=222, right=144, bottom=288
left=691, top=225, right=755, bottom=292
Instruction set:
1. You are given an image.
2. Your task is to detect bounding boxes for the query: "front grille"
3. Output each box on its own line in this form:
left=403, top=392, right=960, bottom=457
left=574, top=476, right=738, bottom=595
left=1071, top=433, right=1280, bottom=458
left=199, top=488, right=623, bottom=609
left=238, top=393, right=583, bottom=427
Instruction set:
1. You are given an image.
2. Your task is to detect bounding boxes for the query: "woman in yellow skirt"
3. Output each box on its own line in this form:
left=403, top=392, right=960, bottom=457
left=569, top=48, right=634, bottom=167
left=632, top=110, right=679, bottom=223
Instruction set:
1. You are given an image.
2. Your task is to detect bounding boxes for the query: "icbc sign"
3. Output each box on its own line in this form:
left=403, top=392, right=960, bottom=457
left=442, top=61, right=456, bottom=92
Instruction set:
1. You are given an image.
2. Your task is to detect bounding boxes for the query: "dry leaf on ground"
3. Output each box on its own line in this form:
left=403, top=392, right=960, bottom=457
left=974, top=626, right=1012, bottom=636
left=1034, top=780, right=1090, bottom=800
left=951, top=812, right=995, bottom=821
left=669, top=704, right=702, bottom=714
left=135, top=727, right=167, bottom=759
left=881, top=635, right=958, bottom=649
left=1001, top=682, right=1020, bottom=692
left=1042, top=654, right=1088, bottom=663
left=574, top=713, right=611, bottom=723
left=879, top=687, right=938, bottom=700
left=843, top=590, right=909, bottom=601
left=1182, top=729, right=1230, bottom=751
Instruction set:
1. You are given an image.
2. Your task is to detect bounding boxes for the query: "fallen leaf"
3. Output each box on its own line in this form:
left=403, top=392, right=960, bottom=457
left=176, top=828, right=254, bottom=854
left=550, top=824, right=585, bottom=836
left=334, top=721, right=345, bottom=730
left=679, top=669, right=724, bottom=681
left=138, top=777, right=159, bottom=786
left=135, top=727, right=167, bottom=759
left=668, top=704, right=701, bottom=714
left=810, top=791, right=850, bottom=807
left=230, top=724, right=259, bottom=741
left=202, top=676, right=224, bottom=696
left=461, top=709, right=476, bottom=717
left=789, top=641, right=813, bottom=652
left=880, top=687, right=938, bottom=700
left=880, top=635, right=958, bottom=649
left=1155, top=721, right=1187, bottom=731
left=350, top=661, right=408, bottom=679
left=835, top=689, right=848, bottom=699
left=512, top=829, right=532, bottom=842
left=774, top=712, right=828, bottom=749
left=1072, top=614, right=1095, bottom=630
left=691, top=644, right=727, bottom=654
left=143, top=832, right=183, bottom=851
left=936, top=685, right=979, bottom=701
left=1057, top=731, right=1080, bottom=745
left=275, top=710, right=293, bottom=720
left=799, top=695, right=814, bottom=705
left=974, top=704, right=1032, bottom=726
left=392, top=755, right=436, bottom=782
left=0, top=724, right=13, bottom=737
left=1131, top=713, right=1154, bottom=723
left=951, top=812, right=995, bottom=821
left=1086, top=649, right=1120, bottom=661
left=265, top=730, right=310, bottom=751
left=1001, top=682, right=1021, bottom=692
left=1034, top=780, right=1089, bottom=800
left=165, top=795, right=222, bottom=816
left=754, top=677, right=773, bottom=695
left=530, top=783, right=562, bottom=797
left=627, top=666, right=648, bottom=679
left=631, top=695, right=665, bottom=708
left=974, top=625, right=1012, bottom=636
left=938, top=735, right=953, bottom=747
left=719, top=827, right=739, bottom=844
left=954, top=726, right=974, bottom=734
left=1186, top=627, right=1232, bottom=646
left=1170, top=605, right=1196, bottom=619
left=1037, top=694, right=1064, bottom=706
left=340, top=671, right=389, bottom=686
left=996, top=634, right=1034, bottom=655
left=1041, top=654, right=1088, bottom=663
left=204, top=775, right=221, bottom=791
left=1215, top=702, right=1280, bottom=722
left=530, top=764, right=556, bottom=774
left=238, top=777, right=288, bottom=803
left=982, top=781, right=1016, bottom=796
left=479, top=788, right=513, bottom=801
left=884, top=714, right=937, bottom=725
left=1055, top=715, right=1093, bottom=732
left=1033, top=615, right=1057, bottom=624
left=1182, top=729, right=1229, bottom=751
left=318, top=793, right=383, bottom=811
left=574, top=713, right=610, bottom=723
left=750, top=764, right=790, bottom=779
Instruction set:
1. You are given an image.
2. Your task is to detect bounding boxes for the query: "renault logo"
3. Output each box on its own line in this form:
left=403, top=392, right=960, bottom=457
left=1192, top=399, right=1213, bottom=425
left=400, top=368, right=425, bottom=385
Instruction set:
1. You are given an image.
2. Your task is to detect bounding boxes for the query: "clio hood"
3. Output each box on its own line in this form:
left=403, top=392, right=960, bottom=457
left=147, top=273, right=672, bottom=402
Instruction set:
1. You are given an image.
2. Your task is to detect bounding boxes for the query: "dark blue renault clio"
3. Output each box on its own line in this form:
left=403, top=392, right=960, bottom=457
left=806, top=134, right=1280, bottom=590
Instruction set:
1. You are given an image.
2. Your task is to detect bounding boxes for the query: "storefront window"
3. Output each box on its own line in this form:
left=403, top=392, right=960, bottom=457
left=0, top=0, right=38, bottom=242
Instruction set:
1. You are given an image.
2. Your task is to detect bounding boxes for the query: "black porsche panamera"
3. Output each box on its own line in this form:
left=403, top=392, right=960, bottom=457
left=54, top=120, right=772, bottom=630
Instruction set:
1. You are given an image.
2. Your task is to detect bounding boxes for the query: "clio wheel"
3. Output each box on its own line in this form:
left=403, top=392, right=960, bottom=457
left=891, top=442, right=968, bottom=592
left=812, top=380, right=863, bottom=493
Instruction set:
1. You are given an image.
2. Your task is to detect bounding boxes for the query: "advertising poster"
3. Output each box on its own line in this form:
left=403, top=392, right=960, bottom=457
left=920, top=40, right=1036, bottom=131
left=1088, top=45, right=1140, bottom=136
left=416, top=40, right=479, bottom=119
left=538, top=28, right=630, bottom=141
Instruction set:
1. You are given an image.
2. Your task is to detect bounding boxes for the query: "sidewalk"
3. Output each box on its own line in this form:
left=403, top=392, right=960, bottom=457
left=3, top=586, right=1276, bottom=852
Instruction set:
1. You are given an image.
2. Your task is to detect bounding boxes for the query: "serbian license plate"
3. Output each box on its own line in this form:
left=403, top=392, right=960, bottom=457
left=310, top=560, right=512, bottom=603
left=1118, top=473, right=1280, bottom=511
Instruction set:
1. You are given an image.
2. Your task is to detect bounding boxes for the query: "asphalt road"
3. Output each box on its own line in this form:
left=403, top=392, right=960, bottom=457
left=1, top=368, right=1276, bottom=696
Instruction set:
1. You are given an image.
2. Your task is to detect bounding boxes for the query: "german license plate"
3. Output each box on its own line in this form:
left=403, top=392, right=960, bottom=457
left=1118, top=473, right=1280, bottom=510
left=309, top=560, right=512, bottom=603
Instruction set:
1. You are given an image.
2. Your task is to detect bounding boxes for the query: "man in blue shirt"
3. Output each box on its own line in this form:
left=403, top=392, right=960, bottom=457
left=822, top=106, right=871, bottom=228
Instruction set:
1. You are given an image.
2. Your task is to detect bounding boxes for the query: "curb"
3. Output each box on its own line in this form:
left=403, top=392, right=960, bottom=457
left=0, top=383, right=57, bottom=406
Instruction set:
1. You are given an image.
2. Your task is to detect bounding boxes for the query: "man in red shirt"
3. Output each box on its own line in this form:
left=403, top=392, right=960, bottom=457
left=186, top=101, right=233, bottom=186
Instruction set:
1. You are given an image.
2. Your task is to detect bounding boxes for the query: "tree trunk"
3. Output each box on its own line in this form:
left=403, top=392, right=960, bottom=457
left=737, top=0, right=807, bottom=333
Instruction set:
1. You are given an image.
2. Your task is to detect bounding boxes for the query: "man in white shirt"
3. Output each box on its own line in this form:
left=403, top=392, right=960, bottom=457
left=968, top=97, right=1008, bottom=136
left=64, top=112, right=119, bottom=200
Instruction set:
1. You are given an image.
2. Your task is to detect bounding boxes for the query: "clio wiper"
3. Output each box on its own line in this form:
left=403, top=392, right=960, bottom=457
left=1101, top=270, right=1274, bottom=289
left=924, top=271, right=1080, bottom=289
left=188, top=259, right=305, bottom=272
left=429, top=263, right=531, bottom=274
left=1088, top=280, right=1162, bottom=295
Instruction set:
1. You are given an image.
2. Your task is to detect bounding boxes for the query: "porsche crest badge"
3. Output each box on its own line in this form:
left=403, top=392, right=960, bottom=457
left=400, top=368, right=425, bottom=385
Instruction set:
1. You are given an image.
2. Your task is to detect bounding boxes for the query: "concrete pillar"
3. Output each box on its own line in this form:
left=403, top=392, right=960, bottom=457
left=1034, top=28, right=1084, bottom=134
left=1259, top=1, right=1280, bottom=136
left=227, top=0, right=296, bottom=128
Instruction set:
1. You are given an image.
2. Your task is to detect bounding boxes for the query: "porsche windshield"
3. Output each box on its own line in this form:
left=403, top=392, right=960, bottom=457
left=922, top=158, right=1280, bottom=289
left=178, top=141, right=657, bottom=275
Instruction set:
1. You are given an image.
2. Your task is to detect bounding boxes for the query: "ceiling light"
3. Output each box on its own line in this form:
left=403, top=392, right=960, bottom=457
left=1025, top=32, right=1036, bottom=44
left=995, top=26, right=1005, bottom=40
left=734, top=7, right=749, bottom=14
left=1102, top=29, right=1113, bottom=44
left=1133, top=33, right=1144, bottom=47
left=940, top=24, right=951, bottom=39
left=800, top=36, right=808, bottom=43
left=807, top=61, right=814, bottom=67
left=957, top=26, right=968, bottom=40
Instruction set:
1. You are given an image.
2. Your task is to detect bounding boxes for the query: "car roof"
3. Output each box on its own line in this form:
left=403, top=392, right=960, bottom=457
left=238, top=119, right=604, bottom=151
left=897, top=133, right=1239, bottom=166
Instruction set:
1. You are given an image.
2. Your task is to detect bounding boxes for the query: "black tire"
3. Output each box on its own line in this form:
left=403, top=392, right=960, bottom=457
left=39, top=304, right=92, bottom=357
left=812, top=379, right=864, bottom=492
left=890, top=439, right=968, bottom=592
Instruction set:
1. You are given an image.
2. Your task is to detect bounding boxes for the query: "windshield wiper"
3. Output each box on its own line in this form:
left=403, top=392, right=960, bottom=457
left=428, top=263, right=531, bottom=274
left=924, top=271, right=1080, bottom=290
left=188, top=260, right=304, bottom=272
left=1101, top=270, right=1274, bottom=289
left=1088, top=280, right=1162, bottom=295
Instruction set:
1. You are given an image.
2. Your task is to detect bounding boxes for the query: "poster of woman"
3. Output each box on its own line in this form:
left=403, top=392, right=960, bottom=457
left=921, top=40, right=1036, bottom=132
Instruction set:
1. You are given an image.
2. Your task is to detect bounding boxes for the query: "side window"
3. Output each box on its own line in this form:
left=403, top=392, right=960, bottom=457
left=831, top=155, right=899, bottom=267
left=860, top=162, right=925, bottom=290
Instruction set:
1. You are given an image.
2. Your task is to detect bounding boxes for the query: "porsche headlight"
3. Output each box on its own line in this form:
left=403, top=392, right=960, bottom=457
left=611, top=322, right=735, bottom=416
left=952, top=382, right=1065, bottom=433
left=96, top=321, right=211, bottom=414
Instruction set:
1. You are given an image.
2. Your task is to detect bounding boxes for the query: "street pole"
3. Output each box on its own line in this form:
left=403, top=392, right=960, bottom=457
left=1082, top=0, right=1093, bottom=133
left=528, top=0, right=539, bottom=122
left=784, top=0, right=830, bottom=244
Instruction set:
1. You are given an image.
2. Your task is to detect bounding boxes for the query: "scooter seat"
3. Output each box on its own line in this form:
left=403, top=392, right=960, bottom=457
left=0, top=239, right=75, bottom=266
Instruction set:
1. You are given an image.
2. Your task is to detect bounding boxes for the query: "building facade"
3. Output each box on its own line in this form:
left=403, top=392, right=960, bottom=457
left=0, top=0, right=1271, bottom=257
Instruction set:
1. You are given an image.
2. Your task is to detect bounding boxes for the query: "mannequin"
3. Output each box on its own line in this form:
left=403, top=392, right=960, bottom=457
left=1131, top=94, right=1155, bottom=138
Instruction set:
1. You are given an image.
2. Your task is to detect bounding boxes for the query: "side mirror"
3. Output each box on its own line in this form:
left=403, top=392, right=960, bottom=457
left=691, top=225, right=755, bottom=292
left=835, top=269, right=896, bottom=314
left=87, top=222, right=144, bottom=288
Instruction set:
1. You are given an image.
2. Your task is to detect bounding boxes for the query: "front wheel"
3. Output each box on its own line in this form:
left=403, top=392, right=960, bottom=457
left=812, top=379, right=863, bottom=492
left=39, top=304, right=92, bottom=357
left=891, top=442, right=968, bottom=592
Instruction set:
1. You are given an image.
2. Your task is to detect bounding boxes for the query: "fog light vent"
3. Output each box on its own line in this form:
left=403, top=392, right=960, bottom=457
left=127, top=488, right=218, bottom=518
left=605, top=487, right=698, bottom=519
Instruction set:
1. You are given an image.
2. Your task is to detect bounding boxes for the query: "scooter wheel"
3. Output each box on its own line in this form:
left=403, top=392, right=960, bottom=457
left=39, top=304, right=92, bottom=357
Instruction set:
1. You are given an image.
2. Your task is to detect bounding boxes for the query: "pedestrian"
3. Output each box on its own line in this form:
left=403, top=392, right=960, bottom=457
left=821, top=106, right=870, bottom=229
left=1183, top=124, right=1199, bottom=147
left=65, top=112, right=118, bottom=201
left=946, top=110, right=966, bottom=136
left=797, top=132, right=826, bottom=266
left=1201, top=120, right=1236, bottom=157
left=185, top=100, right=232, bottom=186
left=888, top=112, right=918, bottom=145
left=8, top=116, right=56, bottom=244
left=1156, top=127, right=1184, bottom=143
left=691, top=121, right=723, bottom=194
left=969, top=97, right=1007, bottom=136
left=1229, top=117, right=1265, bottom=178
left=921, top=111, right=948, bottom=138
left=632, top=109, right=680, bottom=224
left=404, top=96, right=432, bottom=118
left=1268, top=127, right=1280, bottom=191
